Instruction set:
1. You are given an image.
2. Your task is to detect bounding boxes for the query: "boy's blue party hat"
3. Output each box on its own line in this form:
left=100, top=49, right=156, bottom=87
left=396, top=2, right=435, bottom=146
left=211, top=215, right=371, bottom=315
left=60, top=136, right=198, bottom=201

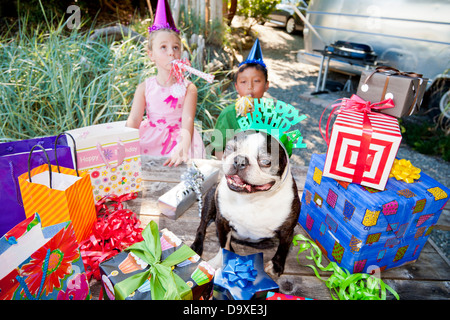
left=239, top=38, right=266, bottom=69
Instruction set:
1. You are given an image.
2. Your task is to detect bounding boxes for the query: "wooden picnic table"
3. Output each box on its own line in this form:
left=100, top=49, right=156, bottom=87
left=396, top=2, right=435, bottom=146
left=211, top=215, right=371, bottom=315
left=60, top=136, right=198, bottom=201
left=90, top=155, right=450, bottom=300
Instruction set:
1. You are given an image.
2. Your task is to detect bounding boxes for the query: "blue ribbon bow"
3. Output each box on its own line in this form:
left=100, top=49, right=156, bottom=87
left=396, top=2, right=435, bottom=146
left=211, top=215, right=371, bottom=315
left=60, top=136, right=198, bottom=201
left=223, top=256, right=257, bottom=288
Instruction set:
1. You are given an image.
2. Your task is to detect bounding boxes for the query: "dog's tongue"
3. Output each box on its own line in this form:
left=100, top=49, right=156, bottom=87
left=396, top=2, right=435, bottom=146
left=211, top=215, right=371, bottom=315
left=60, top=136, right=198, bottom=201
left=227, top=175, right=273, bottom=192
left=254, top=183, right=273, bottom=191
left=230, top=175, right=245, bottom=185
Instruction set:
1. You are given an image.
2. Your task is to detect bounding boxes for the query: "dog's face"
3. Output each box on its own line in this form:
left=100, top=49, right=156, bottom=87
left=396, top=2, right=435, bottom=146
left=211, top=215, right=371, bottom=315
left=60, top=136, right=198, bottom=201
left=222, top=131, right=289, bottom=193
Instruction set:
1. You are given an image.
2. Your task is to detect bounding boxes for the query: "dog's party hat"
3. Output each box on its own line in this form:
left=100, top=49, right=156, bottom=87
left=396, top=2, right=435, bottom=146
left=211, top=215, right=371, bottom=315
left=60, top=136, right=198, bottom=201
left=237, top=98, right=307, bottom=156
left=148, top=0, right=179, bottom=34
left=239, top=38, right=266, bottom=69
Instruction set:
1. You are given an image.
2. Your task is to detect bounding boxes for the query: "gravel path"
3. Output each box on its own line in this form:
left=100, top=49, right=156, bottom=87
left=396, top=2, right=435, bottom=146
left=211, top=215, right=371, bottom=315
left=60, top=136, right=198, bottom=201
left=231, top=18, right=449, bottom=258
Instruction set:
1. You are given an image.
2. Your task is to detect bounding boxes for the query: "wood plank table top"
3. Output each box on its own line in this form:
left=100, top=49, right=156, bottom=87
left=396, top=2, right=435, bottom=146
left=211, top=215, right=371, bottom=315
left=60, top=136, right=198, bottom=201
left=90, top=156, right=450, bottom=300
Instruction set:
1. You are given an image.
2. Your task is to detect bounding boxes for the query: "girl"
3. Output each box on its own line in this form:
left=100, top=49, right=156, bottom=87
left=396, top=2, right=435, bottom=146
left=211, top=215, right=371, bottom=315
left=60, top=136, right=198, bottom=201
left=126, top=1, right=205, bottom=167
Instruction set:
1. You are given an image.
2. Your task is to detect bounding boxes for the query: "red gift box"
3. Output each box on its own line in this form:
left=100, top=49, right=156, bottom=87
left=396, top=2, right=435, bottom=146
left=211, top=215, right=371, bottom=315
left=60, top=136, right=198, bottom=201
left=321, top=95, right=402, bottom=190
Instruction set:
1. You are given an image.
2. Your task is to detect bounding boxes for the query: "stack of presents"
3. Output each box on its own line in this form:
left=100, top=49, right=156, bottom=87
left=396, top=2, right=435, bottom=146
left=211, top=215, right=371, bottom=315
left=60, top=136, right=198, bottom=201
left=0, top=66, right=448, bottom=301
left=299, top=66, right=449, bottom=275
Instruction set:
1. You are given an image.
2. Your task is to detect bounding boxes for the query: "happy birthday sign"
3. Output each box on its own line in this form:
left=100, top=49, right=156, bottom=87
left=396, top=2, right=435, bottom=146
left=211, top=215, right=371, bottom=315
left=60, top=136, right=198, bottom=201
left=237, top=98, right=308, bottom=152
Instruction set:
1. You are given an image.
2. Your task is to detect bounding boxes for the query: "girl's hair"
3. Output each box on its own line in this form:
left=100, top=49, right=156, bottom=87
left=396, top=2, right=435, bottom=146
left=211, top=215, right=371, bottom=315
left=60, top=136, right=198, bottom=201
left=233, top=63, right=268, bottom=83
left=147, top=28, right=181, bottom=50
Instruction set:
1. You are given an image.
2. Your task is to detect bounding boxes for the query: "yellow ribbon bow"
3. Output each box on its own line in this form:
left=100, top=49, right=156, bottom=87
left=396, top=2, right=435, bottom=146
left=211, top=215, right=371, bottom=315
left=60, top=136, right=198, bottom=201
left=389, top=159, right=421, bottom=183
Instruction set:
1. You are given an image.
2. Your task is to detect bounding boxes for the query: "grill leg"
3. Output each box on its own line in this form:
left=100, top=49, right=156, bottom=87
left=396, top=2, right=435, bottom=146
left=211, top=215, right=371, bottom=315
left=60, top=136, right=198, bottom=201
left=314, top=54, right=325, bottom=92
left=320, top=56, right=331, bottom=92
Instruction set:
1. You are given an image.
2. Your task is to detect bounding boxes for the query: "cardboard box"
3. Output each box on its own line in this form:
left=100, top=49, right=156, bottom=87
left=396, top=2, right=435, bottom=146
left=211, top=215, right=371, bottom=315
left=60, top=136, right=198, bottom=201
left=357, top=69, right=428, bottom=118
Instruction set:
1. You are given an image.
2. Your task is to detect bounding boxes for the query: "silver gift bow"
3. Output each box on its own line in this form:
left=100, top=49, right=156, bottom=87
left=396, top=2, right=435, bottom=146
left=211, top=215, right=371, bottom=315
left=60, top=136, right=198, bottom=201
left=177, top=163, right=205, bottom=217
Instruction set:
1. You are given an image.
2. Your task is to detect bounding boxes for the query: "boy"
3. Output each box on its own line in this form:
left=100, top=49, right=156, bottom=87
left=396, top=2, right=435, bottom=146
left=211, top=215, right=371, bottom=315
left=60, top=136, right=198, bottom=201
left=210, top=39, right=269, bottom=159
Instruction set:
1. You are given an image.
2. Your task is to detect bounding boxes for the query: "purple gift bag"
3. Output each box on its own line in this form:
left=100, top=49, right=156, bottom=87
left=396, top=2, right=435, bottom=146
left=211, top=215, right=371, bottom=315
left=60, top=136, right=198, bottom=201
left=0, top=134, right=75, bottom=237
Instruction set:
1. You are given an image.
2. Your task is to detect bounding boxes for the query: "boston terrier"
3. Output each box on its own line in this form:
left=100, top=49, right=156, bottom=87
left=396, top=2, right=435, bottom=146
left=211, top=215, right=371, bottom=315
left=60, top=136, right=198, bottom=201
left=191, top=131, right=301, bottom=277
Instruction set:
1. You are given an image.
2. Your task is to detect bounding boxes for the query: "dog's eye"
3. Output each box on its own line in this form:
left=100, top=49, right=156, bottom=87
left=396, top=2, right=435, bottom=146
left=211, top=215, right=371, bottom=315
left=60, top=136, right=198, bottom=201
left=259, top=159, right=271, bottom=167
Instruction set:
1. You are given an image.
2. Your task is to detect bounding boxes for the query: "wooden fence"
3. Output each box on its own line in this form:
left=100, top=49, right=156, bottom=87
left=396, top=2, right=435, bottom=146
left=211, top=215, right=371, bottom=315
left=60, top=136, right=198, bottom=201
left=170, top=0, right=223, bottom=26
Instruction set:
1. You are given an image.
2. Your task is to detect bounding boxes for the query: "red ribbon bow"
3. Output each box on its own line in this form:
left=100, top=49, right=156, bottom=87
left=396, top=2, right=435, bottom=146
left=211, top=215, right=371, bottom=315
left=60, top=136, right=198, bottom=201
left=79, top=192, right=143, bottom=281
left=320, top=94, right=394, bottom=144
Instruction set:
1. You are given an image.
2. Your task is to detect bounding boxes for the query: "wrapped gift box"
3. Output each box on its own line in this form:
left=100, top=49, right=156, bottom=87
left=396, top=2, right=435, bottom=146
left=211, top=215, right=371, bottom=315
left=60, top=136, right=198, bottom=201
left=67, top=121, right=141, bottom=202
left=323, top=107, right=401, bottom=191
left=157, top=163, right=220, bottom=219
left=0, top=213, right=91, bottom=300
left=299, top=154, right=449, bottom=274
left=357, top=68, right=428, bottom=118
left=266, top=292, right=314, bottom=300
left=99, top=222, right=215, bottom=300
left=213, top=249, right=279, bottom=300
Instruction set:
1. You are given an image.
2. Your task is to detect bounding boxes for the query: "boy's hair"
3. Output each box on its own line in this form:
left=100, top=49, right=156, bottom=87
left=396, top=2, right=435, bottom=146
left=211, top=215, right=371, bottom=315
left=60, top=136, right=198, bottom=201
left=233, top=63, right=268, bottom=83
left=147, top=28, right=181, bottom=50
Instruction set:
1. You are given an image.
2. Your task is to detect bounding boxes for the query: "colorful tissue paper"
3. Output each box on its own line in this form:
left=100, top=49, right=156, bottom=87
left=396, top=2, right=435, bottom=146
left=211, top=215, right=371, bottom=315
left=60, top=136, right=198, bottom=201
left=99, top=221, right=214, bottom=300
left=80, top=193, right=143, bottom=281
left=298, top=154, right=449, bottom=274
left=213, top=249, right=279, bottom=300
left=357, top=67, right=428, bottom=118
left=322, top=95, right=402, bottom=190
left=0, top=213, right=91, bottom=300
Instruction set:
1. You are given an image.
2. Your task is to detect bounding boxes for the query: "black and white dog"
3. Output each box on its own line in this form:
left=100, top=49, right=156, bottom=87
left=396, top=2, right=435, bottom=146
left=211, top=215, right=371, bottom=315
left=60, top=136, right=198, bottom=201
left=191, top=131, right=301, bottom=277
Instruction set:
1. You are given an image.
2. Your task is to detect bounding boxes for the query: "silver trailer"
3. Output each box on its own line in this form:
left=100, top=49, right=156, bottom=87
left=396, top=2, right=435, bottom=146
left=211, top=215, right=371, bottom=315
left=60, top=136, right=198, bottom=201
left=294, top=0, right=450, bottom=118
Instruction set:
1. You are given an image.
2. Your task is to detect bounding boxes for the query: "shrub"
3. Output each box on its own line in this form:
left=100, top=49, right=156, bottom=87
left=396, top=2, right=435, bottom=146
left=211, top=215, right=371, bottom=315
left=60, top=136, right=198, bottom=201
left=0, top=13, right=233, bottom=144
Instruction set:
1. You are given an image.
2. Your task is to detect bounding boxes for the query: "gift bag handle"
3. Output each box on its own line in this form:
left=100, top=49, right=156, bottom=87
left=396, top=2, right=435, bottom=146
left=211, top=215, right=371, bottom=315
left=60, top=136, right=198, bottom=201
left=27, top=144, right=53, bottom=189
left=8, top=160, right=24, bottom=207
left=54, top=132, right=79, bottom=177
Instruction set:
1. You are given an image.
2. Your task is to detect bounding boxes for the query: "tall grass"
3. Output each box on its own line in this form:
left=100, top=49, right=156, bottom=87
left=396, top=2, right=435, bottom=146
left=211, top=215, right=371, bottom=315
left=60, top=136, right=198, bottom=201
left=0, top=14, right=233, bottom=143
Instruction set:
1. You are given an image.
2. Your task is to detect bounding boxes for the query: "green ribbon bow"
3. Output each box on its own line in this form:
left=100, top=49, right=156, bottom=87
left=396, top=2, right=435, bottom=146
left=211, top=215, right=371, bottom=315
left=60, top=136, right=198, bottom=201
left=292, top=234, right=400, bottom=300
left=113, top=221, right=195, bottom=300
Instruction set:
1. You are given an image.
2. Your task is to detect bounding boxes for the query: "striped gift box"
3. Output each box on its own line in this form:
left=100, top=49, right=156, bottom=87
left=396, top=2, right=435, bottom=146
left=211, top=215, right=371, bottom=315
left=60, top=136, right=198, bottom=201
left=323, top=109, right=402, bottom=190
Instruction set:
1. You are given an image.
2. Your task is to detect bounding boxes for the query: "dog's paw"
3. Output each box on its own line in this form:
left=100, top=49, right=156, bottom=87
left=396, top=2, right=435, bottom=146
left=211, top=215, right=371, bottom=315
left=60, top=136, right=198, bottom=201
left=264, top=260, right=284, bottom=278
left=190, top=241, right=203, bottom=256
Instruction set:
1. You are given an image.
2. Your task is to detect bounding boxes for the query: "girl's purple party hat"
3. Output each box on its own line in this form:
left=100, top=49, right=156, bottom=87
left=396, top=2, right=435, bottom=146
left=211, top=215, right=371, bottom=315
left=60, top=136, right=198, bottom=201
left=148, top=0, right=180, bottom=34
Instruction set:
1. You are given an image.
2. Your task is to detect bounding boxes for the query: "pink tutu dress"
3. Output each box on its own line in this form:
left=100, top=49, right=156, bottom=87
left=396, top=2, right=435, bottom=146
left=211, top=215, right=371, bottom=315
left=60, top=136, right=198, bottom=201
left=139, top=76, right=205, bottom=159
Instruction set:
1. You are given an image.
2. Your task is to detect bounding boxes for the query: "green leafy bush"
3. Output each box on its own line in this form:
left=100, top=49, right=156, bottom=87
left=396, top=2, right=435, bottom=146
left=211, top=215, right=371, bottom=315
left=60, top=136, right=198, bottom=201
left=401, top=118, right=450, bottom=162
left=237, top=0, right=281, bottom=30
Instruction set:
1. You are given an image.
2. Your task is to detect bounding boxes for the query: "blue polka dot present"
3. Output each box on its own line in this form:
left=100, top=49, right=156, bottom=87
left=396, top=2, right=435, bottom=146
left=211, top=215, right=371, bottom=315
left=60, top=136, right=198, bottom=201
left=299, top=154, right=449, bottom=273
